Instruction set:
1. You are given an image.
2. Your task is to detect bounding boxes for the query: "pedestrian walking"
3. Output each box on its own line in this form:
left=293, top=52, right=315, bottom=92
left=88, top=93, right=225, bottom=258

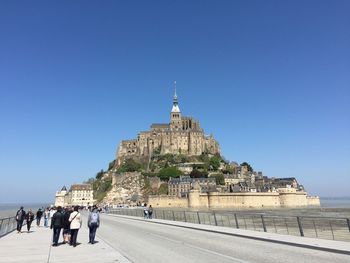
left=49, top=207, right=56, bottom=220
left=69, top=206, right=82, bottom=247
left=25, top=209, right=35, bottom=232
left=44, top=208, right=49, bottom=227
left=62, top=207, right=72, bottom=244
left=148, top=205, right=153, bottom=219
left=50, top=206, right=64, bottom=246
left=15, top=206, right=26, bottom=233
left=36, top=208, right=43, bottom=227
left=143, top=205, right=148, bottom=219
left=88, top=206, right=100, bottom=244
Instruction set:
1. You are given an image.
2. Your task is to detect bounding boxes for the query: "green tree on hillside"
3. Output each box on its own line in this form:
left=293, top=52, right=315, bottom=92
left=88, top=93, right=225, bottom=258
left=108, top=160, right=116, bottom=171
left=96, top=169, right=104, bottom=179
left=158, top=167, right=182, bottom=180
left=212, top=173, right=225, bottom=185
left=117, top=159, right=142, bottom=173
left=92, top=175, right=112, bottom=202
left=240, top=162, right=253, bottom=172
left=190, top=168, right=208, bottom=178
left=210, top=156, right=221, bottom=171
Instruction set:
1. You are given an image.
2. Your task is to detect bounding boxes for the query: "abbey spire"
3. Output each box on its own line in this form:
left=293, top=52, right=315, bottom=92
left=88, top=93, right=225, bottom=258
left=171, top=81, right=181, bottom=113
left=170, top=81, right=182, bottom=129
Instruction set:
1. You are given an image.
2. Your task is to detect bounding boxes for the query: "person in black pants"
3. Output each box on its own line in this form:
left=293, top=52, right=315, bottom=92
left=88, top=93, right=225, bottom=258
left=61, top=207, right=72, bottom=244
left=88, top=206, right=100, bottom=244
left=36, top=208, right=43, bottom=227
left=69, top=206, right=81, bottom=247
left=50, top=206, right=64, bottom=246
left=15, top=207, right=26, bottom=233
left=25, top=209, right=34, bottom=232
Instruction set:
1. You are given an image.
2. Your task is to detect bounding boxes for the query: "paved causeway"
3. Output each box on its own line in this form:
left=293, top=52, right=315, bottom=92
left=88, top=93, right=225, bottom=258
left=0, top=213, right=349, bottom=263
left=0, top=215, right=129, bottom=263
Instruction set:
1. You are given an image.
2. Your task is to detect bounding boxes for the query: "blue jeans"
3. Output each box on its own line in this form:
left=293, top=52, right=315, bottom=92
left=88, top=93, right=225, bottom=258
left=89, top=223, right=98, bottom=243
left=36, top=217, right=41, bottom=226
left=16, top=220, right=24, bottom=232
left=52, top=227, right=61, bottom=245
left=44, top=218, right=48, bottom=227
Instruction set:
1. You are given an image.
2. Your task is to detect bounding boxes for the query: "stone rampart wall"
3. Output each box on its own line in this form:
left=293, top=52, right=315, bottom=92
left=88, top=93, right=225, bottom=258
left=205, top=192, right=281, bottom=209
left=307, top=196, right=321, bottom=206
left=149, top=190, right=320, bottom=209
left=148, top=195, right=188, bottom=208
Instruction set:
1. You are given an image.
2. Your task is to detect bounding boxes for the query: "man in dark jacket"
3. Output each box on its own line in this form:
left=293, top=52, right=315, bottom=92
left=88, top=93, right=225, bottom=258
left=15, top=206, right=26, bottom=233
left=50, top=206, right=64, bottom=246
left=36, top=208, right=43, bottom=227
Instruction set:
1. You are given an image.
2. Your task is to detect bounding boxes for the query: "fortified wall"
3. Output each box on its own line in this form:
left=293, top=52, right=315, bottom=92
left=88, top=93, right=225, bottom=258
left=148, top=188, right=320, bottom=209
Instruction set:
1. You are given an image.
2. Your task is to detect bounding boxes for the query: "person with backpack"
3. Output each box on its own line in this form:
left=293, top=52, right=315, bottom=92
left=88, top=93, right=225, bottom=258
left=143, top=204, right=148, bottom=219
left=87, top=206, right=100, bottom=244
left=15, top=206, right=26, bottom=233
left=69, top=206, right=82, bottom=247
left=50, top=206, right=64, bottom=246
left=62, top=207, right=72, bottom=244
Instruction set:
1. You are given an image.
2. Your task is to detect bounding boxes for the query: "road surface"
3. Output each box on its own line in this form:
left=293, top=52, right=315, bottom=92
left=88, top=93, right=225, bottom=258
left=97, top=214, right=349, bottom=263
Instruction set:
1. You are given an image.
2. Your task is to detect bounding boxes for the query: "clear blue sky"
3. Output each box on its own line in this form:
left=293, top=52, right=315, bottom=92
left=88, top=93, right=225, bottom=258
left=0, top=1, right=349, bottom=203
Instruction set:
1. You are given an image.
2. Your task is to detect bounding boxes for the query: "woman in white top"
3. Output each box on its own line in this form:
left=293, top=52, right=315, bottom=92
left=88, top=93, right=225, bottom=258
left=69, top=206, right=82, bottom=247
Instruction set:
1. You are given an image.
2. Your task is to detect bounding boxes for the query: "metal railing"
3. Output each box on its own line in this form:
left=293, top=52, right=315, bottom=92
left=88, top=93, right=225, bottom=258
left=0, top=216, right=18, bottom=237
left=107, top=208, right=350, bottom=242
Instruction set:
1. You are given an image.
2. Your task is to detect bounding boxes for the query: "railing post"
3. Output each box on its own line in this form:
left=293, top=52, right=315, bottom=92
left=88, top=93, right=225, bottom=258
left=226, top=215, right=231, bottom=227
left=297, top=216, right=304, bottom=237
left=213, top=212, right=218, bottom=226
left=154, top=210, right=157, bottom=219
left=197, top=212, right=201, bottom=224
left=347, top=218, right=350, bottom=232
left=183, top=211, right=187, bottom=222
left=312, top=220, right=318, bottom=238
left=284, top=218, right=289, bottom=234
left=329, top=221, right=335, bottom=240
left=261, top=215, right=267, bottom=232
left=0, top=219, right=3, bottom=236
left=163, top=210, right=166, bottom=219
left=272, top=218, right=277, bottom=233
left=234, top=213, right=239, bottom=229
left=172, top=211, right=175, bottom=221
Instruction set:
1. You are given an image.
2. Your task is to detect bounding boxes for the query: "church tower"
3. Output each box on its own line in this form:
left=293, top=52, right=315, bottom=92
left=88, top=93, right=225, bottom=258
left=170, top=81, right=182, bottom=130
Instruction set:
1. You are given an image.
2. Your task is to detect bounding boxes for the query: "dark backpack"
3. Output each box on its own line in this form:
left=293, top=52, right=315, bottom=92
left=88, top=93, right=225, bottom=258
left=16, top=210, right=24, bottom=221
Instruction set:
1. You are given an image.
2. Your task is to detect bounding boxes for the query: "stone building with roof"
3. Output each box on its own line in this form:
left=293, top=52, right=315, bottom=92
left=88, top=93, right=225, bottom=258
left=54, top=184, right=95, bottom=207
left=168, top=175, right=217, bottom=197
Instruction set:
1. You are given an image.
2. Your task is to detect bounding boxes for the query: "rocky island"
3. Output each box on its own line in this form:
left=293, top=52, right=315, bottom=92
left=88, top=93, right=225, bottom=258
left=86, top=86, right=320, bottom=209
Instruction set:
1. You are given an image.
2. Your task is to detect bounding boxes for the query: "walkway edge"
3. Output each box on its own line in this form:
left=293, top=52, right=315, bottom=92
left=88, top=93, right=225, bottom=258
left=104, top=213, right=350, bottom=256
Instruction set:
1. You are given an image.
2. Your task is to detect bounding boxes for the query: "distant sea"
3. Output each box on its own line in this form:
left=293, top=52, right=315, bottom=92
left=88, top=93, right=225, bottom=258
left=320, top=197, right=350, bottom=208
left=1, top=198, right=349, bottom=219
left=0, top=203, right=50, bottom=218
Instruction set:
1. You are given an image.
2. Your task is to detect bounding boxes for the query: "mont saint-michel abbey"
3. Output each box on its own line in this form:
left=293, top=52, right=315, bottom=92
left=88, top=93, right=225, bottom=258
left=116, top=86, right=220, bottom=165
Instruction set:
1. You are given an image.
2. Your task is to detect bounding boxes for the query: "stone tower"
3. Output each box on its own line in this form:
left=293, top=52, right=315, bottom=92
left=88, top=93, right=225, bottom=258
left=170, top=81, right=182, bottom=130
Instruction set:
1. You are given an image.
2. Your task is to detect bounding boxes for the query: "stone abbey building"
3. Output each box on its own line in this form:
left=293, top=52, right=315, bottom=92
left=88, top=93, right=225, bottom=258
left=116, top=86, right=220, bottom=165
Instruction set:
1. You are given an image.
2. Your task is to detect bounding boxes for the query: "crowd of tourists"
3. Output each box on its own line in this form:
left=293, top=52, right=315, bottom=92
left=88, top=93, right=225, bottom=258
left=15, top=205, right=100, bottom=247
